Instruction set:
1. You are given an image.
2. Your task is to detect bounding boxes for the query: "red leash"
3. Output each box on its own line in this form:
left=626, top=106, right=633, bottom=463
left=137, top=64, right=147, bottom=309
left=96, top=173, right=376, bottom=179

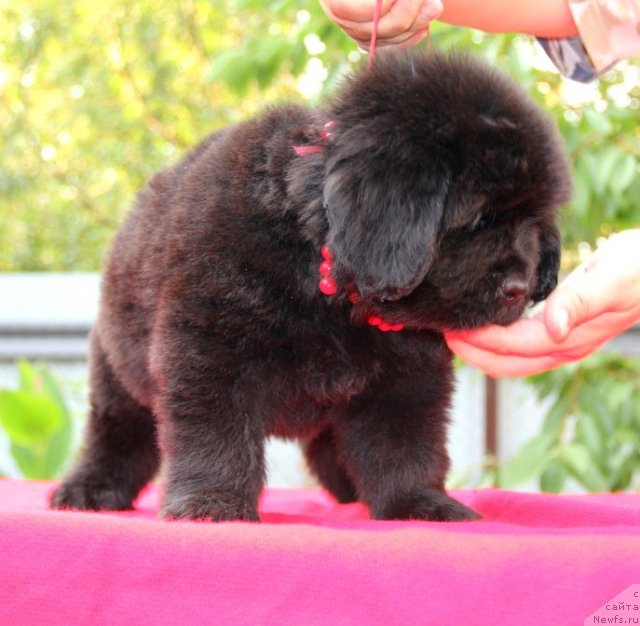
left=367, top=0, right=384, bottom=70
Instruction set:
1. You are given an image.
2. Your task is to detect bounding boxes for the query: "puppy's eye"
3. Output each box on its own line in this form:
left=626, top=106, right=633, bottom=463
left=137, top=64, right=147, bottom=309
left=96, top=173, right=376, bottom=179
left=469, top=214, right=491, bottom=232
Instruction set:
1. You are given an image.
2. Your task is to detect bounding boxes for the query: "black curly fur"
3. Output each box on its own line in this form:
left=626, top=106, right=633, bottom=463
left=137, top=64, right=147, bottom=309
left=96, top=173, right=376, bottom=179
left=51, top=50, right=570, bottom=522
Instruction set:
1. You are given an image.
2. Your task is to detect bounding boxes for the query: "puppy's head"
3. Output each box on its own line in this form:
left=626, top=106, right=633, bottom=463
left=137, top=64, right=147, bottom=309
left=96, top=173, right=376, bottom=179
left=321, top=50, right=570, bottom=331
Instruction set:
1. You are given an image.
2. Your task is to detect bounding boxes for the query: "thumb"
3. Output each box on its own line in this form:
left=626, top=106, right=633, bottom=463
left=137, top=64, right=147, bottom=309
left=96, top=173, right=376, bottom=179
left=543, top=262, right=607, bottom=342
left=544, top=301, right=572, bottom=342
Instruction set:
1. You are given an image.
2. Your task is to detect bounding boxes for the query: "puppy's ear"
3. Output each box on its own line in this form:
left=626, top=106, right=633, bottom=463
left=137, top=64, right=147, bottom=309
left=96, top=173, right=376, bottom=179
left=532, top=222, right=561, bottom=302
left=324, top=162, right=449, bottom=301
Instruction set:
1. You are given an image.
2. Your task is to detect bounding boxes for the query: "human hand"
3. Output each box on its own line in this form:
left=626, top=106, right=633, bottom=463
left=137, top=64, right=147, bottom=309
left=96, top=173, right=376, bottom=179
left=319, top=0, right=443, bottom=48
left=445, top=230, right=640, bottom=377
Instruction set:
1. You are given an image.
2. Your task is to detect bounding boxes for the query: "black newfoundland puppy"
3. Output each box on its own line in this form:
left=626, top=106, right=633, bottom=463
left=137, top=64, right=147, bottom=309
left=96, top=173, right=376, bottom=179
left=52, top=50, right=570, bottom=522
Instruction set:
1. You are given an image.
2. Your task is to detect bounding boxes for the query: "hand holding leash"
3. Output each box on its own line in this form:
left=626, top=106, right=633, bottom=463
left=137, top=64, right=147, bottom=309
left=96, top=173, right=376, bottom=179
left=319, top=0, right=442, bottom=49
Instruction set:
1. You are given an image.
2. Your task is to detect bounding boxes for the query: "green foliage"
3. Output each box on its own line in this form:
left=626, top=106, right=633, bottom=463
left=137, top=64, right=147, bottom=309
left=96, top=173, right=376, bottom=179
left=495, top=353, right=640, bottom=492
left=0, top=361, right=76, bottom=479
left=561, top=88, right=640, bottom=248
left=0, top=0, right=353, bottom=271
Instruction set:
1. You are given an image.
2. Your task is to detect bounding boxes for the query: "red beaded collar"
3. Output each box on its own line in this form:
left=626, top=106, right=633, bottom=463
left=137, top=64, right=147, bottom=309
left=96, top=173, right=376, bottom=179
left=317, top=245, right=405, bottom=333
left=292, top=118, right=404, bottom=332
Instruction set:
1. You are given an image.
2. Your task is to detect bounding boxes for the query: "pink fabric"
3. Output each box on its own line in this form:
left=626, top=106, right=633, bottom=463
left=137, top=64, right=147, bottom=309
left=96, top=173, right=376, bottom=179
left=0, top=480, right=639, bottom=625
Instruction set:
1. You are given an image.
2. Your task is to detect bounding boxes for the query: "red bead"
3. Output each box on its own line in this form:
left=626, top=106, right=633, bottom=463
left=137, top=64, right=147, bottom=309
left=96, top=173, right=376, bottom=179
left=367, top=315, right=404, bottom=332
left=319, top=261, right=332, bottom=277
left=318, top=276, right=337, bottom=295
left=321, top=245, right=333, bottom=262
left=293, top=145, right=323, bottom=157
left=348, top=291, right=359, bottom=304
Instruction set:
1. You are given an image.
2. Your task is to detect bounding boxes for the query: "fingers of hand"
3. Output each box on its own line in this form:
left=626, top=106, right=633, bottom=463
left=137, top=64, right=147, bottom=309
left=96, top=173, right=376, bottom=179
left=445, top=335, right=566, bottom=378
left=446, top=319, right=552, bottom=357
left=322, top=0, right=441, bottom=46
left=446, top=308, right=639, bottom=377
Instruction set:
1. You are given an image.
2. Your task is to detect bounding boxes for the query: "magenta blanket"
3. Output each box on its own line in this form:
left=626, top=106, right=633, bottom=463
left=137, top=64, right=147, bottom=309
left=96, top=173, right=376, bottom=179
left=0, top=480, right=638, bottom=625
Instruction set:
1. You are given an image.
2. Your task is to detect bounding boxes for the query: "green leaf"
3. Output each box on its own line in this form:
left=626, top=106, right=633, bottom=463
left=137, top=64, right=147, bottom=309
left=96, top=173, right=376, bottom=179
left=558, top=443, right=610, bottom=491
left=606, top=380, right=635, bottom=412
left=0, top=364, right=74, bottom=478
left=583, top=108, right=614, bottom=136
left=558, top=443, right=591, bottom=475
left=497, top=435, right=553, bottom=489
left=540, top=388, right=572, bottom=437
left=43, top=407, right=73, bottom=478
left=18, top=360, right=42, bottom=394
left=571, top=165, right=591, bottom=218
left=35, top=364, right=74, bottom=477
left=575, top=411, right=609, bottom=475
left=0, top=389, right=64, bottom=447
left=223, top=60, right=254, bottom=94
left=590, top=146, right=623, bottom=197
left=611, top=455, right=640, bottom=491
left=609, top=155, right=637, bottom=195
left=0, top=361, right=76, bottom=478
left=9, top=441, right=48, bottom=479
left=540, top=458, right=566, bottom=493
left=37, top=364, right=72, bottom=420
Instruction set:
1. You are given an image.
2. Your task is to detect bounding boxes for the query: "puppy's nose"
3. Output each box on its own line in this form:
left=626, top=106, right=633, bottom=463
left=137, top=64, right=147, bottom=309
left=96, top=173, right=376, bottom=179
left=501, top=278, right=529, bottom=305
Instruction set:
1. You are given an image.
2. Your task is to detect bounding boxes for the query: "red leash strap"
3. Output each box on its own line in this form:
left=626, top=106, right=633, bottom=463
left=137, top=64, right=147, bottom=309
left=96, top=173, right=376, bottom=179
left=367, top=0, right=383, bottom=70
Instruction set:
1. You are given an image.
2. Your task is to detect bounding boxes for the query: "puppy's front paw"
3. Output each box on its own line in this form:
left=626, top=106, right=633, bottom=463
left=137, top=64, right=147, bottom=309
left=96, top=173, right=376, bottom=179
left=50, top=476, right=133, bottom=511
left=161, top=489, right=260, bottom=522
left=373, top=490, right=481, bottom=522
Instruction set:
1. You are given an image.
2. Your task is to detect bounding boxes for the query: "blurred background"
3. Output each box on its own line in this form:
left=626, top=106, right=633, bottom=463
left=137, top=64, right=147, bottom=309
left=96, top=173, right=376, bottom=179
left=1, top=0, right=639, bottom=493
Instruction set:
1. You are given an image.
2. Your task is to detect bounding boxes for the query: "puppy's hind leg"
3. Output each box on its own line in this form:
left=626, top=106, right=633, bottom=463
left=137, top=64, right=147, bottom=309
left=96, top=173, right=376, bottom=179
left=335, top=369, right=481, bottom=523
left=50, top=332, right=160, bottom=511
left=303, top=427, right=357, bottom=504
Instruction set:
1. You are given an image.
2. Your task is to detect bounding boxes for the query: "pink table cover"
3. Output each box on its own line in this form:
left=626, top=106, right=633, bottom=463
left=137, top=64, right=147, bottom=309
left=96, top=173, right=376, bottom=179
left=0, top=479, right=639, bottom=625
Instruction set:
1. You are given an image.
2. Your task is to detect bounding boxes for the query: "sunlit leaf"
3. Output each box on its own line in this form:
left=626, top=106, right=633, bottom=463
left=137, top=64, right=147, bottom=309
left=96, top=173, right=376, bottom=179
left=497, top=435, right=553, bottom=489
left=0, top=390, right=64, bottom=447
left=10, top=442, right=49, bottom=480
left=609, top=155, right=637, bottom=195
left=540, top=458, right=566, bottom=493
left=583, top=108, right=614, bottom=135
left=18, top=360, right=43, bottom=395
left=558, top=443, right=610, bottom=491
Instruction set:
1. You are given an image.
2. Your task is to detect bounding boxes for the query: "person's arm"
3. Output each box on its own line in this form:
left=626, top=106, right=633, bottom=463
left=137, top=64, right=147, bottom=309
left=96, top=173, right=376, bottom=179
left=438, top=0, right=578, bottom=37
left=319, top=0, right=579, bottom=48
